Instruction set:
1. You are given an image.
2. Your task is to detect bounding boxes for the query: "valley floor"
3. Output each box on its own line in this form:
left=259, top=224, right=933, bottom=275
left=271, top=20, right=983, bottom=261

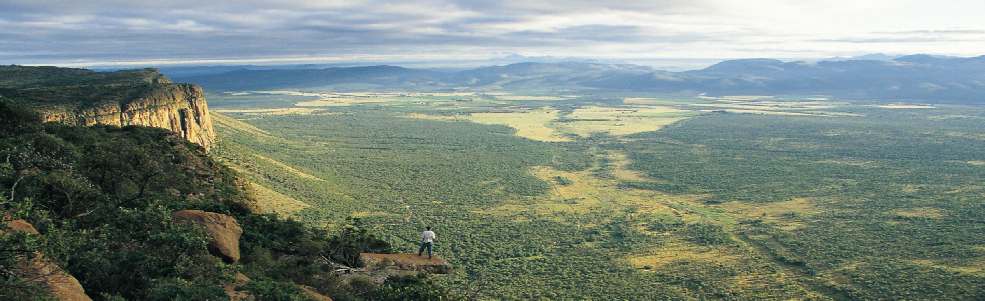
left=210, top=91, right=985, bottom=300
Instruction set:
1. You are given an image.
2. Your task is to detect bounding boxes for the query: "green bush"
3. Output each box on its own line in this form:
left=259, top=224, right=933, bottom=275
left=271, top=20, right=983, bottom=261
left=146, top=278, right=227, bottom=301
left=371, top=274, right=461, bottom=301
left=242, top=279, right=305, bottom=301
left=681, top=223, right=732, bottom=246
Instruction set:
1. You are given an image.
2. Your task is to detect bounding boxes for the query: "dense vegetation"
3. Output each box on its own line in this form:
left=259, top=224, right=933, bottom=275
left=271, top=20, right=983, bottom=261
left=210, top=92, right=985, bottom=300
left=623, top=110, right=985, bottom=299
left=0, top=65, right=172, bottom=109
left=0, top=100, right=459, bottom=300
left=208, top=98, right=796, bottom=299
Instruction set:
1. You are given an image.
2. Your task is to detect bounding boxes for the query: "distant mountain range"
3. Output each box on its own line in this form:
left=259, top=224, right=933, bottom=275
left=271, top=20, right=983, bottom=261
left=170, top=55, right=985, bottom=104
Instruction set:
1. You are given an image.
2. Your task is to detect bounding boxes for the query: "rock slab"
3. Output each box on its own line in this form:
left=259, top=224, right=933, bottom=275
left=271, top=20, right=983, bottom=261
left=4, top=219, right=93, bottom=301
left=172, top=210, right=243, bottom=262
left=359, top=253, right=452, bottom=274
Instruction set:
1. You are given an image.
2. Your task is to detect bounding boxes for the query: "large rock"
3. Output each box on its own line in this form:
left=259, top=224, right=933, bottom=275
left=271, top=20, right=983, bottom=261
left=3, top=219, right=93, bottom=301
left=18, top=256, right=94, bottom=301
left=6, top=219, right=39, bottom=235
left=172, top=210, right=243, bottom=262
left=359, top=253, right=452, bottom=274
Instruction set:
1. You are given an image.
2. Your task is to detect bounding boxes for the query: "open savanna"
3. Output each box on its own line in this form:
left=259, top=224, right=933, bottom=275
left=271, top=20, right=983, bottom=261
left=209, top=91, right=985, bottom=300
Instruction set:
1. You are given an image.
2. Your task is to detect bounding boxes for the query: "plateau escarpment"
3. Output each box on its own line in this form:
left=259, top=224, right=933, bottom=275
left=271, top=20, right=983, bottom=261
left=0, top=65, right=215, bottom=150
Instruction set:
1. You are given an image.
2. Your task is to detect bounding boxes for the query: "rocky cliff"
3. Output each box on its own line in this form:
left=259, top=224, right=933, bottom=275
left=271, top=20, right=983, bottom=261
left=0, top=65, right=216, bottom=150
left=38, top=83, right=216, bottom=150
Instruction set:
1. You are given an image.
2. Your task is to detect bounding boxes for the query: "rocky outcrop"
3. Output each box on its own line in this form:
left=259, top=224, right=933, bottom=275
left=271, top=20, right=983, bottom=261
left=172, top=210, right=243, bottom=262
left=6, top=219, right=40, bottom=235
left=39, top=83, right=216, bottom=150
left=3, top=219, right=93, bottom=301
left=359, top=253, right=452, bottom=274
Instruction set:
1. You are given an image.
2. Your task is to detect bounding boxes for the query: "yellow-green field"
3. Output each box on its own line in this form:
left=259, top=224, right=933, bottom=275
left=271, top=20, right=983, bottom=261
left=556, top=105, right=692, bottom=137
left=468, top=108, right=571, bottom=142
left=213, top=107, right=324, bottom=115
left=245, top=181, right=311, bottom=214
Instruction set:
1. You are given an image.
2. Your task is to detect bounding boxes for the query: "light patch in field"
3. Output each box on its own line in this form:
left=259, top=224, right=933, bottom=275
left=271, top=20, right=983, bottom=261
left=556, top=106, right=691, bottom=137
left=607, top=150, right=652, bottom=182
left=479, top=166, right=703, bottom=219
left=492, top=95, right=572, bottom=101
left=941, top=131, right=985, bottom=141
left=723, top=198, right=819, bottom=231
left=296, top=97, right=391, bottom=107
left=697, top=95, right=774, bottom=101
left=720, top=95, right=775, bottom=101
left=704, top=109, right=817, bottom=116
left=892, top=207, right=945, bottom=219
left=246, top=181, right=310, bottom=215
left=622, top=98, right=684, bottom=105
left=251, top=154, right=326, bottom=182
left=212, top=113, right=277, bottom=139
left=351, top=211, right=399, bottom=218
left=627, top=243, right=737, bottom=270
left=968, top=161, right=985, bottom=166
left=911, top=259, right=985, bottom=274
left=403, top=92, right=476, bottom=97
left=815, top=159, right=877, bottom=167
left=249, top=90, right=326, bottom=97
left=468, top=108, right=570, bottom=142
left=214, top=107, right=322, bottom=116
left=876, top=103, right=936, bottom=109
left=403, top=113, right=468, bottom=121
left=929, top=115, right=982, bottom=121
left=690, top=100, right=860, bottom=117
left=705, top=108, right=861, bottom=117
left=710, top=101, right=836, bottom=109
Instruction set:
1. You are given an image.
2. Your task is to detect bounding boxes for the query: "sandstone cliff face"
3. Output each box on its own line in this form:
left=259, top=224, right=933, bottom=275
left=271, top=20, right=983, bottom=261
left=39, top=83, right=216, bottom=150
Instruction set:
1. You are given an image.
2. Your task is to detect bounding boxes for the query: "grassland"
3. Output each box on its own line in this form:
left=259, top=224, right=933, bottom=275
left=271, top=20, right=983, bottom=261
left=208, top=91, right=985, bottom=300
left=556, top=105, right=694, bottom=137
left=468, top=107, right=571, bottom=142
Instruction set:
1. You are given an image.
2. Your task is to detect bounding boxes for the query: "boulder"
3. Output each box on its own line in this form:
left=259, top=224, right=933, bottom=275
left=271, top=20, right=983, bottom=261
left=18, top=256, right=94, bottom=301
left=172, top=210, right=243, bottom=262
left=359, top=253, right=452, bottom=274
left=4, top=219, right=93, bottom=301
left=6, top=219, right=40, bottom=235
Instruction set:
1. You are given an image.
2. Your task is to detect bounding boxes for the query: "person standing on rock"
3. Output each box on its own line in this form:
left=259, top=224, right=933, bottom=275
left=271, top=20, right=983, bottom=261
left=418, top=226, right=436, bottom=259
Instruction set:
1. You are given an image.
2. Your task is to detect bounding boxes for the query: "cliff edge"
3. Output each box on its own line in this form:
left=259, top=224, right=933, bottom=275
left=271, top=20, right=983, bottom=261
left=0, top=65, right=215, bottom=150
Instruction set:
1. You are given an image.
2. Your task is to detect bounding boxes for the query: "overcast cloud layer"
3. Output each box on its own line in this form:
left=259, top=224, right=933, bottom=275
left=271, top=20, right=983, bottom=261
left=2, top=0, right=984, bottom=67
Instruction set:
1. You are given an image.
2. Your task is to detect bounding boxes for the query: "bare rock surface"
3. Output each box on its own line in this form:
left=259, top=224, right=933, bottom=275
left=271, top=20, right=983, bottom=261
left=3, top=219, right=93, bottom=301
left=359, top=253, right=452, bottom=274
left=40, top=83, right=216, bottom=150
left=172, top=210, right=243, bottom=262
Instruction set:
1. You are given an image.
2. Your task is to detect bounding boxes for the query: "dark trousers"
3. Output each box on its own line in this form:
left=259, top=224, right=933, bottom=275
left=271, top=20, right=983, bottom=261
left=418, top=242, right=433, bottom=258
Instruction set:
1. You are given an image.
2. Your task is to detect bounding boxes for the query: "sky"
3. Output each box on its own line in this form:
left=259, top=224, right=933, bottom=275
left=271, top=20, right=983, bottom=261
left=2, top=0, right=985, bottom=68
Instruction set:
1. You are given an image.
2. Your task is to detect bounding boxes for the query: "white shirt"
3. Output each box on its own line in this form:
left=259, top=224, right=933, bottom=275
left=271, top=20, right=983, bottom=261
left=421, top=230, right=436, bottom=243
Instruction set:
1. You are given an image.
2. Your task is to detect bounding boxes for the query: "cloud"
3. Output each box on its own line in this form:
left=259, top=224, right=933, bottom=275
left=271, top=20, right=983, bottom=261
left=0, top=0, right=984, bottom=66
